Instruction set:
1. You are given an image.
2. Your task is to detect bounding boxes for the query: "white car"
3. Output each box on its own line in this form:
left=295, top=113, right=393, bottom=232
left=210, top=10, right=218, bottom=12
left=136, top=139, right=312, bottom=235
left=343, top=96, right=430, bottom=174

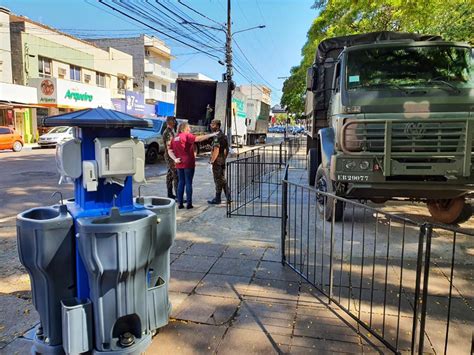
left=38, top=126, right=74, bottom=148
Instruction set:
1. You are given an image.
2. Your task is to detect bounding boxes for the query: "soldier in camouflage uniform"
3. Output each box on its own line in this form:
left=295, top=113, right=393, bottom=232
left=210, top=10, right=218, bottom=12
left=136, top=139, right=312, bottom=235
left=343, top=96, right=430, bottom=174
left=163, top=116, right=178, bottom=199
left=208, top=119, right=231, bottom=204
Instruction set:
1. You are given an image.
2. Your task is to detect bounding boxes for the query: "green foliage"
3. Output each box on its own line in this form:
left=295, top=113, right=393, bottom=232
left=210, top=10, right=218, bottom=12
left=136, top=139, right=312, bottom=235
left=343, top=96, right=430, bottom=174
left=281, top=0, right=474, bottom=112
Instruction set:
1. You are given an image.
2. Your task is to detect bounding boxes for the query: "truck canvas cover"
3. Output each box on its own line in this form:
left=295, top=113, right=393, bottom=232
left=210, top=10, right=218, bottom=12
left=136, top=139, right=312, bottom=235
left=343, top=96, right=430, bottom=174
left=312, top=31, right=442, bottom=120
left=175, top=79, right=217, bottom=126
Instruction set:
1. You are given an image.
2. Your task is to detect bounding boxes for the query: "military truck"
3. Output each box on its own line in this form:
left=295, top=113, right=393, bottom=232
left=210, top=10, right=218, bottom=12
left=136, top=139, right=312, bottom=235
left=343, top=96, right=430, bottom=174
left=305, top=31, right=473, bottom=224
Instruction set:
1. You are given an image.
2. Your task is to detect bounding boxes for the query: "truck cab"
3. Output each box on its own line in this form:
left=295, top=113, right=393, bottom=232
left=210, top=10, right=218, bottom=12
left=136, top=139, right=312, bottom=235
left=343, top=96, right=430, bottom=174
left=305, top=32, right=474, bottom=224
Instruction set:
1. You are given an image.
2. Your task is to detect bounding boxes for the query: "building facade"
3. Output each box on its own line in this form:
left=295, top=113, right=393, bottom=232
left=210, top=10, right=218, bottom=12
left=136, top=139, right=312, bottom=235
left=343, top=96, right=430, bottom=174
left=9, top=14, right=134, bottom=136
left=0, top=8, right=38, bottom=143
left=89, top=35, right=178, bottom=116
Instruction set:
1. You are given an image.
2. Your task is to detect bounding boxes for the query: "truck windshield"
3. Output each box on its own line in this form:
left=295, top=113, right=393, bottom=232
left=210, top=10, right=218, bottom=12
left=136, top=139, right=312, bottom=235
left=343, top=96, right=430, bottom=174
left=346, top=45, right=473, bottom=91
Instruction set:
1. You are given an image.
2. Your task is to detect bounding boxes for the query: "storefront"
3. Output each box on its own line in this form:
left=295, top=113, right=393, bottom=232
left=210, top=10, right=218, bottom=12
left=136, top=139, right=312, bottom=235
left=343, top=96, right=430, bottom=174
left=0, top=82, right=38, bottom=143
left=29, top=78, right=113, bottom=134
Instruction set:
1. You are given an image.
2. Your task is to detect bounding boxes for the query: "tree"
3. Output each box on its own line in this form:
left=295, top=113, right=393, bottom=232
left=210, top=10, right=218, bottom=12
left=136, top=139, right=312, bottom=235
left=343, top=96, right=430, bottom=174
left=281, top=0, right=474, bottom=110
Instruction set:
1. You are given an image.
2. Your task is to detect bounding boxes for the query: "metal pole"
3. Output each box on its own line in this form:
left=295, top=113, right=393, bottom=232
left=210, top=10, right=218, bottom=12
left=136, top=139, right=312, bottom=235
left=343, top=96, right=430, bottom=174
left=225, top=0, right=233, bottom=147
left=281, top=180, right=288, bottom=264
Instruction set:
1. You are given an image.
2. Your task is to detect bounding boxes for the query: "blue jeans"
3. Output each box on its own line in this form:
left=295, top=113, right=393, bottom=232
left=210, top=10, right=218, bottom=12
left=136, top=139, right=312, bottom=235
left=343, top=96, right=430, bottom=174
left=177, top=168, right=195, bottom=206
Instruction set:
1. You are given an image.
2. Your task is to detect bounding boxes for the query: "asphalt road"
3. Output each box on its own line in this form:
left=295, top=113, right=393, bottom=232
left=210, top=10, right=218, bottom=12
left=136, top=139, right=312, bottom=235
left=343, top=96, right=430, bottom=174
left=0, top=147, right=167, bottom=220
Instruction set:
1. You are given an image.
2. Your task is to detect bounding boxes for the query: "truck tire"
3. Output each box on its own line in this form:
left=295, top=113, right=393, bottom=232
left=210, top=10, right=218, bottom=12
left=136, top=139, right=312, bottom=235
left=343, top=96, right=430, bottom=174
left=308, top=148, right=318, bottom=186
left=427, top=198, right=472, bottom=224
left=315, top=164, right=344, bottom=222
left=146, top=144, right=160, bottom=164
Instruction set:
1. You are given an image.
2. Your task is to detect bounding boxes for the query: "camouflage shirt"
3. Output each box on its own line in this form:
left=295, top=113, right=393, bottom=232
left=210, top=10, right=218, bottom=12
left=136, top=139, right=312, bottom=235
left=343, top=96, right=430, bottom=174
left=162, top=127, right=176, bottom=157
left=211, top=130, right=228, bottom=165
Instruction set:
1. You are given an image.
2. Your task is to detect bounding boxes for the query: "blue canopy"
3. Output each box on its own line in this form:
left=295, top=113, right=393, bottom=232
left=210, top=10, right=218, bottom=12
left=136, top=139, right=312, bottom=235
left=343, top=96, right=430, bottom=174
left=43, top=107, right=152, bottom=128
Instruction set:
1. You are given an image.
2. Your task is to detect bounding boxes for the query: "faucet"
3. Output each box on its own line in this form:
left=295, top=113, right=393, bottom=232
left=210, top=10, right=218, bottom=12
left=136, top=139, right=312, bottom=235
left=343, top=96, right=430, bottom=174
left=51, top=191, right=67, bottom=214
left=51, top=191, right=64, bottom=205
left=138, top=184, right=147, bottom=199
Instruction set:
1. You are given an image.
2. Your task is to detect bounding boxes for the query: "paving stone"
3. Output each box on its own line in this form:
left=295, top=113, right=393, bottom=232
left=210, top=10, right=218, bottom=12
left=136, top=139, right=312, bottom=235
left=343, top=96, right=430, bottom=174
left=169, top=292, right=189, bottom=318
left=170, top=239, right=193, bottom=255
left=172, top=294, right=240, bottom=325
left=146, top=321, right=226, bottom=354
left=171, top=254, right=218, bottom=273
left=294, top=306, right=361, bottom=342
left=194, top=273, right=251, bottom=299
left=232, top=300, right=297, bottom=336
left=169, top=270, right=206, bottom=293
left=290, top=337, right=363, bottom=354
left=243, top=278, right=300, bottom=302
left=223, top=245, right=267, bottom=260
left=0, top=295, right=38, bottom=349
left=262, top=247, right=282, bottom=262
left=0, top=337, right=33, bottom=355
left=217, top=327, right=291, bottom=354
left=209, top=257, right=259, bottom=277
left=255, top=261, right=303, bottom=282
left=184, top=243, right=227, bottom=257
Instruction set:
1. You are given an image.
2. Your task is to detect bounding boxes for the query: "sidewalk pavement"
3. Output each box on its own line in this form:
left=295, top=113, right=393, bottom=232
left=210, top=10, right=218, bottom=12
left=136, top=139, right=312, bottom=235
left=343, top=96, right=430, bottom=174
left=0, top=157, right=387, bottom=354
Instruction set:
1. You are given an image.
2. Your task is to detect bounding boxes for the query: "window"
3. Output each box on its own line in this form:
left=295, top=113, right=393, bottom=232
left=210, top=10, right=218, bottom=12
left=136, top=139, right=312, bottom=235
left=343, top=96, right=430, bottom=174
left=58, top=67, right=67, bottom=79
left=149, top=80, right=155, bottom=89
left=96, top=72, right=106, bottom=87
left=117, top=77, right=126, bottom=93
left=70, top=65, right=81, bottom=81
left=0, top=127, right=10, bottom=134
left=38, top=57, right=52, bottom=78
left=161, top=84, right=167, bottom=92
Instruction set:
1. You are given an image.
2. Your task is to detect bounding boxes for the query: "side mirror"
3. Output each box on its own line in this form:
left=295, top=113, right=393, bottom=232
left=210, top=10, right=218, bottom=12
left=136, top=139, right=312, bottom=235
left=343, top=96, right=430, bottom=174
left=306, top=67, right=315, bottom=91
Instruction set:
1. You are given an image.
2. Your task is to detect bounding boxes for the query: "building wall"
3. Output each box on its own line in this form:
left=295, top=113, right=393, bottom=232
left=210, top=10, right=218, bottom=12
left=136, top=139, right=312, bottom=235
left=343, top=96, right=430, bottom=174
left=10, top=17, right=133, bottom=98
left=88, top=36, right=145, bottom=92
left=0, top=8, right=13, bottom=83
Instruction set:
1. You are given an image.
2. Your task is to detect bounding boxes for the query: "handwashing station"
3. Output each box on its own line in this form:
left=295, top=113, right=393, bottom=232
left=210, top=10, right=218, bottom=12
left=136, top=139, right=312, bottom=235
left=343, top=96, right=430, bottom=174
left=16, top=108, right=176, bottom=354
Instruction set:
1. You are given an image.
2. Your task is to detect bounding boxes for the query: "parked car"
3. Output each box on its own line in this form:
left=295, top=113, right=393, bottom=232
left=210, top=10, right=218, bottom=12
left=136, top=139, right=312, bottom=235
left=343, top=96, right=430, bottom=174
left=0, top=126, right=23, bottom=152
left=38, top=126, right=74, bottom=148
left=131, top=118, right=166, bottom=164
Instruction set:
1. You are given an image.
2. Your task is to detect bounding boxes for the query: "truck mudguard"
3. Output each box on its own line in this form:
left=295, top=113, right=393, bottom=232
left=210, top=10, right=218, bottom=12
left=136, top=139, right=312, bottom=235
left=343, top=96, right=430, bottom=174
left=318, top=127, right=335, bottom=171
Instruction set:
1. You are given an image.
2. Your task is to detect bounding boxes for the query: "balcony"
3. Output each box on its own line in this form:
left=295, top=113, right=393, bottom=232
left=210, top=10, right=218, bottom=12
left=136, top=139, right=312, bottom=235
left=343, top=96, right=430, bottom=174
left=144, top=60, right=178, bottom=83
left=145, top=87, right=175, bottom=103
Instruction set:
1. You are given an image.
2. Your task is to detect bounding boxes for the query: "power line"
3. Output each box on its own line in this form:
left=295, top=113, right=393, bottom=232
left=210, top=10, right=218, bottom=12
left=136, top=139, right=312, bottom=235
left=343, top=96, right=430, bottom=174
left=97, top=0, right=224, bottom=62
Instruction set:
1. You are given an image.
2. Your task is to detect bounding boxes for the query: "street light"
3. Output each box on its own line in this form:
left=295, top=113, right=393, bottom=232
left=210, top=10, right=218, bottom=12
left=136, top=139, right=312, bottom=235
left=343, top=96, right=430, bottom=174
left=233, top=25, right=266, bottom=36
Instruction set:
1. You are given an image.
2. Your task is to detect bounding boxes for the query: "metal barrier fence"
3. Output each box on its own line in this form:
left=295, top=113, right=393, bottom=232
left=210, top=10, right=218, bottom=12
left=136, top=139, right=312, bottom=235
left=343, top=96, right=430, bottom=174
left=281, top=179, right=474, bottom=354
left=226, top=137, right=306, bottom=218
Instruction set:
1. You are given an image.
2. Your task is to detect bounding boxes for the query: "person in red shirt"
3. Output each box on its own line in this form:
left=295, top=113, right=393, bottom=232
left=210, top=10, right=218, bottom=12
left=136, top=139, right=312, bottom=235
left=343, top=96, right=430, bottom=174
left=168, top=122, right=217, bottom=209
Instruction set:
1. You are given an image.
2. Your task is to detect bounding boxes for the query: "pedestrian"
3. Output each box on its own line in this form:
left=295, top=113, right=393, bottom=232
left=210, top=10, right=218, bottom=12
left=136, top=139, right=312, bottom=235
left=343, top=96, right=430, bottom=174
left=162, top=116, right=178, bottom=199
left=168, top=122, right=217, bottom=209
left=208, top=119, right=231, bottom=204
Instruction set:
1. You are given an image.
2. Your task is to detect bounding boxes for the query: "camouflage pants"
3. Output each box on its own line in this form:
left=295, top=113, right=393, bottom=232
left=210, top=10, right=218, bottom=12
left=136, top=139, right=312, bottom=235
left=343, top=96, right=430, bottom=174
left=212, top=163, right=228, bottom=196
left=165, top=154, right=178, bottom=193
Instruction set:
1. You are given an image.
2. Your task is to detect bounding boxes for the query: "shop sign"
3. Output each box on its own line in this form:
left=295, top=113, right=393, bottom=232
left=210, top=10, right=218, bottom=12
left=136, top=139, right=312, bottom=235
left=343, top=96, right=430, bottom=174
left=125, top=90, right=145, bottom=115
left=232, top=97, right=247, bottom=119
left=64, top=89, right=93, bottom=102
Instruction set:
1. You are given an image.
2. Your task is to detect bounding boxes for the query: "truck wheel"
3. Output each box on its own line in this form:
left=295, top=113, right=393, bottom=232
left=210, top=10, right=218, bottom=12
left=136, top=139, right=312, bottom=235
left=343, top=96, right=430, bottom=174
left=308, top=148, right=318, bottom=186
left=427, top=198, right=472, bottom=224
left=315, top=164, right=344, bottom=222
left=146, top=144, right=159, bottom=164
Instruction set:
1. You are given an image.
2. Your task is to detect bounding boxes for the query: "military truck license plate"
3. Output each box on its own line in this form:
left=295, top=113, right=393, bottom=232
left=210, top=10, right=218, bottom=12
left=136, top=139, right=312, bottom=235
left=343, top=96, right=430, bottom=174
left=337, top=174, right=369, bottom=182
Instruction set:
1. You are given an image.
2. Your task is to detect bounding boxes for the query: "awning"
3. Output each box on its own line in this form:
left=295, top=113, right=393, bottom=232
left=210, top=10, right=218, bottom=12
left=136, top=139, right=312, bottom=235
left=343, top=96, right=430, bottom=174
left=0, top=101, right=45, bottom=109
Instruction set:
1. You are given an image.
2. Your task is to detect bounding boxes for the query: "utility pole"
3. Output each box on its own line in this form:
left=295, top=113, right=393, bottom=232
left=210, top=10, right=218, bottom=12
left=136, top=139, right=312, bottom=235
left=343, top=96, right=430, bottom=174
left=225, top=0, right=233, bottom=146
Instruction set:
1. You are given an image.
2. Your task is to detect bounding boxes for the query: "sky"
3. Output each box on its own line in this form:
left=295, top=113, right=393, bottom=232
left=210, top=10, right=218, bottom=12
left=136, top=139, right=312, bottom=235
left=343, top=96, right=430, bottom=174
left=0, top=0, right=318, bottom=104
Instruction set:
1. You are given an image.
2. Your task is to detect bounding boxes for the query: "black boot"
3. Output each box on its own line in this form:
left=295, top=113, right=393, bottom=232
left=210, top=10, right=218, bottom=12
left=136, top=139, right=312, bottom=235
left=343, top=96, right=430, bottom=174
left=208, top=193, right=222, bottom=205
left=167, top=187, right=176, bottom=199
left=224, top=186, right=232, bottom=203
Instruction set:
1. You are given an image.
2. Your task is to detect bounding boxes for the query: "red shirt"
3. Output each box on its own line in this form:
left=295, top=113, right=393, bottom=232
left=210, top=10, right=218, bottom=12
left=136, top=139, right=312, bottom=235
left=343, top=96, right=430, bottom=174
left=170, top=132, right=196, bottom=169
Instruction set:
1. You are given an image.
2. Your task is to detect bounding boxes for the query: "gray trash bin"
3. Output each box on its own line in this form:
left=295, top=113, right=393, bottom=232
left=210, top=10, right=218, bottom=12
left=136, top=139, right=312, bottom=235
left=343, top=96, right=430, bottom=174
left=76, top=208, right=157, bottom=353
left=135, top=196, right=175, bottom=331
left=17, top=206, right=75, bottom=353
